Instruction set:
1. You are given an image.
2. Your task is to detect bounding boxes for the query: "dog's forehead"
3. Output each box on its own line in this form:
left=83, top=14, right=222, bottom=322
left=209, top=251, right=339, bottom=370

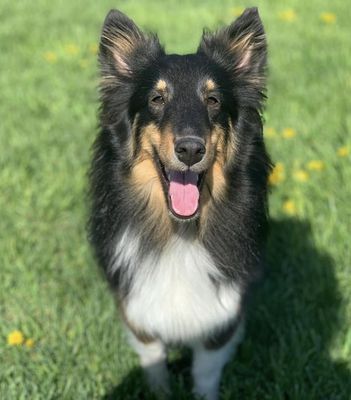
left=154, top=54, right=216, bottom=91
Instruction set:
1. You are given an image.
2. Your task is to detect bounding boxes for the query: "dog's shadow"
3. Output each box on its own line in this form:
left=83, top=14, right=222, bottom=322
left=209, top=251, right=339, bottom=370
left=102, top=218, right=350, bottom=399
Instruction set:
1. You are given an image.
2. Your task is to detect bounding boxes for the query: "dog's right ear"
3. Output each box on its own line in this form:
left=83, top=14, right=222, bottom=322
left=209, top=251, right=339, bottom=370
left=99, top=10, right=164, bottom=81
left=198, top=8, right=266, bottom=91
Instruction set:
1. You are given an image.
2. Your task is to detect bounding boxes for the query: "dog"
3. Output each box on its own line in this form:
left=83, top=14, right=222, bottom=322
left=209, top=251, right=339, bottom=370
left=89, top=7, right=271, bottom=400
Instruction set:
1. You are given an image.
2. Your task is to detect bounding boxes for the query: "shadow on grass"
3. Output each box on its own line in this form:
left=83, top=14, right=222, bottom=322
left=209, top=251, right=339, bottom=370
left=103, top=218, right=350, bottom=399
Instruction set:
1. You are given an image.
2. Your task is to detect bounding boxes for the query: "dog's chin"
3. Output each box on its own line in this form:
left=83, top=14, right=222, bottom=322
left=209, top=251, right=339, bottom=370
left=154, top=154, right=206, bottom=222
left=168, top=207, right=200, bottom=222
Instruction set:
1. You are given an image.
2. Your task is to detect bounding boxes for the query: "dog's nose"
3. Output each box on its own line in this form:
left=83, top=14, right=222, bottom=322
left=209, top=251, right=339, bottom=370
left=175, top=137, right=206, bottom=166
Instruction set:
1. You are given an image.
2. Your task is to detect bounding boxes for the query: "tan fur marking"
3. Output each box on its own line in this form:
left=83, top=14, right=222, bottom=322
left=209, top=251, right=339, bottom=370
left=231, top=32, right=265, bottom=71
left=140, top=123, right=162, bottom=153
left=132, top=158, right=159, bottom=186
left=155, top=79, right=167, bottom=91
left=158, top=127, right=175, bottom=166
left=101, top=33, right=132, bottom=56
left=130, top=159, right=171, bottom=239
left=208, top=161, right=226, bottom=199
left=209, top=124, right=236, bottom=167
left=200, top=160, right=227, bottom=234
left=230, top=32, right=254, bottom=54
left=126, top=113, right=139, bottom=160
left=101, top=26, right=143, bottom=74
left=205, top=79, right=216, bottom=91
left=102, top=24, right=142, bottom=54
left=200, top=123, right=236, bottom=231
left=130, top=124, right=172, bottom=241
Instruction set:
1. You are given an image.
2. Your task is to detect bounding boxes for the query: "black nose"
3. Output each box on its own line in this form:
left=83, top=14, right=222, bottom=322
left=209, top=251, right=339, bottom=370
left=175, top=137, right=206, bottom=166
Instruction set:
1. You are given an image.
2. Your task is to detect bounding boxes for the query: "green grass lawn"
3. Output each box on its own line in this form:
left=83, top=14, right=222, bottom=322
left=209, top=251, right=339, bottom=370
left=1, top=0, right=350, bottom=398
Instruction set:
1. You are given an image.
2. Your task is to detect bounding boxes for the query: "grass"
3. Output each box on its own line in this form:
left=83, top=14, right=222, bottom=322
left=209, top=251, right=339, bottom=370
left=0, top=0, right=350, bottom=398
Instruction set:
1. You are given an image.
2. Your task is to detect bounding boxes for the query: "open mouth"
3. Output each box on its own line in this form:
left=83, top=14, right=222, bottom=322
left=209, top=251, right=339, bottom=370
left=156, top=157, right=205, bottom=220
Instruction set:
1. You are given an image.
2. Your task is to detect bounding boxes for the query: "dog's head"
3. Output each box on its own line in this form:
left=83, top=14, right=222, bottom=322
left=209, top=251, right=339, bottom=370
left=98, top=8, right=267, bottom=224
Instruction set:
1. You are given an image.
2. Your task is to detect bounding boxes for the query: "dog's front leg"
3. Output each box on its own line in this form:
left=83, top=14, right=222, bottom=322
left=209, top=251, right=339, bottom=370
left=127, top=329, right=170, bottom=395
left=191, top=321, right=245, bottom=400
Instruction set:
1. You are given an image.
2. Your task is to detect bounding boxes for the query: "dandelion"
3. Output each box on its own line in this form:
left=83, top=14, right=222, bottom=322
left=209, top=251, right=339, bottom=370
left=320, top=12, right=336, bottom=24
left=282, top=200, right=297, bottom=216
left=294, top=169, right=309, bottom=182
left=278, top=9, right=297, bottom=22
left=43, top=51, right=57, bottom=63
left=282, top=128, right=296, bottom=139
left=25, top=338, right=35, bottom=348
left=265, top=127, right=277, bottom=138
left=65, top=43, right=79, bottom=55
left=7, top=330, right=24, bottom=346
left=307, top=160, right=325, bottom=171
left=337, top=146, right=349, bottom=157
left=268, top=162, right=285, bottom=185
left=231, top=7, right=244, bottom=17
left=89, top=43, right=98, bottom=55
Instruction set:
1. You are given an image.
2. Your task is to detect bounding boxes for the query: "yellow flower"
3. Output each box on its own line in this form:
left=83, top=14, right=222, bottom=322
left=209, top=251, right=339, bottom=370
left=7, top=330, right=24, bottom=346
left=307, top=160, right=325, bottom=171
left=25, top=338, right=35, bottom=348
left=282, top=200, right=297, bottom=216
left=268, top=162, right=285, bottom=185
left=65, top=43, right=79, bottom=55
left=43, top=51, right=57, bottom=63
left=320, top=12, right=336, bottom=24
left=89, top=43, right=98, bottom=55
left=231, top=7, right=244, bottom=17
left=265, top=127, right=277, bottom=138
left=278, top=9, right=297, bottom=22
left=337, top=146, right=349, bottom=157
left=294, top=169, right=309, bottom=182
left=282, top=128, right=296, bottom=139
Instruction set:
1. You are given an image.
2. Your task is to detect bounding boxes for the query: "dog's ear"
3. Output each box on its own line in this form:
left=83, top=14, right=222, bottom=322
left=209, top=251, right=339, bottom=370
left=198, top=8, right=266, bottom=88
left=99, top=10, right=164, bottom=80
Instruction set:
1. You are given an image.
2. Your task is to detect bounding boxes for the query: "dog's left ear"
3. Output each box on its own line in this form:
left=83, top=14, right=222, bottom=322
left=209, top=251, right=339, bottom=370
left=198, top=7, right=266, bottom=88
left=99, top=10, right=164, bottom=81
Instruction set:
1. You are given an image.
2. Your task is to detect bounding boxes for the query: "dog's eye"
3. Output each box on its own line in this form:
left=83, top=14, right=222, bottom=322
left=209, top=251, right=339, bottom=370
left=151, top=95, right=165, bottom=105
left=206, top=96, right=219, bottom=106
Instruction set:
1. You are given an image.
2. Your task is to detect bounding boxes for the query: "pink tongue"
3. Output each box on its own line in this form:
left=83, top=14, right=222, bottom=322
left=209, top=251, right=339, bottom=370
left=169, top=171, right=199, bottom=217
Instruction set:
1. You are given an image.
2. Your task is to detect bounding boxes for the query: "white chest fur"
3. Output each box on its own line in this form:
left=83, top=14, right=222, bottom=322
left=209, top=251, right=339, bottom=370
left=111, top=229, right=241, bottom=343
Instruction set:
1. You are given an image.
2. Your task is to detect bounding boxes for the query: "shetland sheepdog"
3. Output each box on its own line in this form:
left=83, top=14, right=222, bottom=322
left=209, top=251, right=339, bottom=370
left=89, top=7, right=271, bottom=400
